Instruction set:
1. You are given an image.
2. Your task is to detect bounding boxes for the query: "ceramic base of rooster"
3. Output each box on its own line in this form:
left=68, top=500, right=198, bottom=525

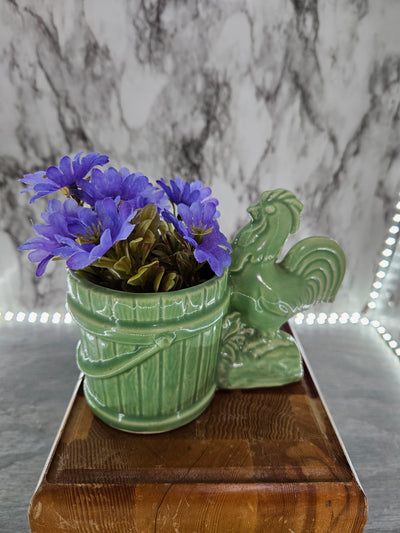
left=217, top=311, right=303, bottom=389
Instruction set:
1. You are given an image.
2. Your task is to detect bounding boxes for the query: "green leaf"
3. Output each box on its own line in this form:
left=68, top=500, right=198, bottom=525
left=127, top=260, right=164, bottom=291
left=132, top=204, right=160, bottom=237
left=160, top=272, right=179, bottom=292
left=153, top=267, right=165, bottom=292
left=141, top=229, right=156, bottom=262
left=113, top=255, right=132, bottom=274
left=128, top=237, right=143, bottom=255
left=92, top=256, right=119, bottom=269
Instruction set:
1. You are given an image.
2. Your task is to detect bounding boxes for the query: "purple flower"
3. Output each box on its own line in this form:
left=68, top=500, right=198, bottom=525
left=19, top=197, right=135, bottom=275
left=58, top=198, right=135, bottom=270
left=19, top=153, right=231, bottom=285
left=18, top=198, right=82, bottom=276
left=163, top=201, right=231, bottom=276
left=20, top=151, right=109, bottom=203
left=157, top=177, right=215, bottom=208
left=78, top=167, right=167, bottom=210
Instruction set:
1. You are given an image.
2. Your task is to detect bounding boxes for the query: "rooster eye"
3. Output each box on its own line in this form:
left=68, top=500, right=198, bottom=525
left=265, top=205, right=276, bottom=214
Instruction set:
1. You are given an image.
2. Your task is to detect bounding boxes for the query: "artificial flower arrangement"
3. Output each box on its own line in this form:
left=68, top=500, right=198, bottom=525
left=19, top=151, right=232, bottom=292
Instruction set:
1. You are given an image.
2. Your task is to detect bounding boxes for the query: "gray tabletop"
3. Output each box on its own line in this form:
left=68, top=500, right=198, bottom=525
left=293, top=322, right=400, bottom=533
left=1, top=321, right=399, bottom=532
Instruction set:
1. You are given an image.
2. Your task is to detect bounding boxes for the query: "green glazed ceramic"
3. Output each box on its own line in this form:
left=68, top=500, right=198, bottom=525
left=217, top=189, right=346, bottom=389
left=67, top=268, right=230, bottom=433
left=66, top=188, right=346, bottom=433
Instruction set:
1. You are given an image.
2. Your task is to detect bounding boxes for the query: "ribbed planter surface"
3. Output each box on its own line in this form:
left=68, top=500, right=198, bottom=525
left=66, top=269, right=230, bottom=432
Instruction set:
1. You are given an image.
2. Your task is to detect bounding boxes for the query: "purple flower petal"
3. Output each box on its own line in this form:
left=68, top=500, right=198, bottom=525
left=66, top=251, right=94, bottom=270
left=19, top=151, right=109, bottom=203
left=36, top=256, right=53, bottom=277
left=157, top=177, right=214, bottom=208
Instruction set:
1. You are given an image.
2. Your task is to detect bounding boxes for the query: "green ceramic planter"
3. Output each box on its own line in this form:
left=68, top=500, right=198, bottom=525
left=66, top=188, right=346, bottom=433
left=67, top=269, right=230, bottom=433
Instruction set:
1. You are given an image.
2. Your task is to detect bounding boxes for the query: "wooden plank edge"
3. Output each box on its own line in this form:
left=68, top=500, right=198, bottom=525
left=28, top=480, right=367, bottom=533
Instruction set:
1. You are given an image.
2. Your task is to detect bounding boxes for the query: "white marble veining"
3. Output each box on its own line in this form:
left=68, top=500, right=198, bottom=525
left=0, top=0, right=399, bottom=314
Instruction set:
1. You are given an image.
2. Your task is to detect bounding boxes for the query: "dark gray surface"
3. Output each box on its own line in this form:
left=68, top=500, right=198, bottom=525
left=0, top=323, right=79, bottom=533
left=293, top=322, right=400, bottom=533
left=1, top=322, right=399, bottom=532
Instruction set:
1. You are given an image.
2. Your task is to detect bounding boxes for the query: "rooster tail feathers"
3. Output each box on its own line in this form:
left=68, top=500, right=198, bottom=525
left=281, top=236, right=346, bottom=305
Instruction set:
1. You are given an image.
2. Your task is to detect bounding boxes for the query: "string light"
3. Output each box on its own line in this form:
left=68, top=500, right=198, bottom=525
left=350, top=312, right=360, bottom=323
left=328, top=312, right=338, bottom=324
left=0, top=310, right=74, bottom=325
left=294, top=312, right=304, bottom=325
left=40, top=312, right=50, bottom=324
left=306, top=313, right=316, bottom=325
left=363, top=191, right=400, bottom=358
left=294, top=310, right=369, bottom=326
left=28, top=312, right=38, bottom=323
left=52, top=312, right=61, bottom=324
left=291, top=310, right=398, bottom=358
left=16, top=312, right=26, bottom=322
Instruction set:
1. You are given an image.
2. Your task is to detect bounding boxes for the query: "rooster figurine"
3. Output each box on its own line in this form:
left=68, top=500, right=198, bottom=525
left=217, top=189, right=346, bottom=389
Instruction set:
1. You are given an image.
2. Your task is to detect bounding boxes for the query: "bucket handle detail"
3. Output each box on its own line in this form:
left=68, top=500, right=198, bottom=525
left=77, top=314, right=223, bottom=379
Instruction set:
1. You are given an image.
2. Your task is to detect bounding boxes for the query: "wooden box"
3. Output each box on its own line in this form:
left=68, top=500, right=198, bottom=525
left=29, top=361, right=367, bottom=532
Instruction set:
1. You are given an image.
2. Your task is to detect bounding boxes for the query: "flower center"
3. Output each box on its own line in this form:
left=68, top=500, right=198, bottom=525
left=75, top=223, right=101, bottom=245
left=190, top=222, right=213, bottom=244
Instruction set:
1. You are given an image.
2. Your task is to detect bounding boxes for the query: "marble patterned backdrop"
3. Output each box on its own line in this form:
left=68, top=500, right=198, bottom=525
left=0, top=0, right=399, bottom=314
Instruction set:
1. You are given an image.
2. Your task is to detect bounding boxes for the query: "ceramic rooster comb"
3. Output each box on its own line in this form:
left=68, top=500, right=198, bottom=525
left=217, top=188, right=346, bottom=389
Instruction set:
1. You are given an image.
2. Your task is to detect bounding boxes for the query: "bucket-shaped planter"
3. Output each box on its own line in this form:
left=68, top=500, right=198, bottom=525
left=66, top=269, right=230, bottom=433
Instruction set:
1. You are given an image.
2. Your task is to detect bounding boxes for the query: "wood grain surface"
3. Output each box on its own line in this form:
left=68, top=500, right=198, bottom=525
left=29, top=362, right=367, bottom=532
